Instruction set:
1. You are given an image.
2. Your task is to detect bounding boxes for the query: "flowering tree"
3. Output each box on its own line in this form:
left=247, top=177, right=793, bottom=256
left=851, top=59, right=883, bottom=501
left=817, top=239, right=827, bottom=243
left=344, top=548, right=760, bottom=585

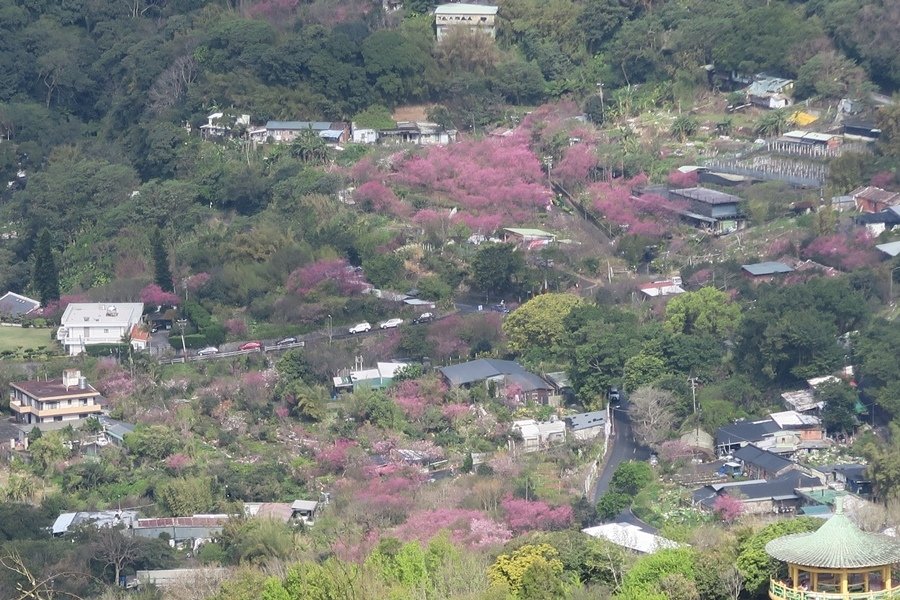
left=589, top=176, right=684, bottom=237
left=140, top=284, right=180, bottom=307
left=667, top=169, right=699, bottom=188
left=286, top=258, right=367, bottom=297
left=712, top=493, right=744, bottom=523
left=392, top=508, right=512, bottom=548
left=803, top=230, right=879, bottom=270
left=553, top=143, right=599, bottom=190
left=501, top=496, right=573, bottom=533
left=164, top=453, right=192, bottom=473
left=225, top=318, right=247, bottom=336
left=354, top=181, right=410, bottom=217
left=316, top=439, right=357, bottom=474
left=184, top=272, right=211, bottom=294
left=392, top=135, right=550, bottom=229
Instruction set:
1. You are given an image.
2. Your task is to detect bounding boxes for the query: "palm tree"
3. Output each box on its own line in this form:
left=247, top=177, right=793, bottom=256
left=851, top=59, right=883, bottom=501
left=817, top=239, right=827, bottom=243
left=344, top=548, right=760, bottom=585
left=755, top=110, right=791, bottom=138
left=671, top=115, right=699, bottom=142
left=5, top=474, right=36, bottom=502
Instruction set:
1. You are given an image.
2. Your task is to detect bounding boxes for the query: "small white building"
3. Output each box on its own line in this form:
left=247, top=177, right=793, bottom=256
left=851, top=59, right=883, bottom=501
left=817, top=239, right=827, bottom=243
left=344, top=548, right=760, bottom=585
left=564, top=410, right=608, bottom=441
left=582, top=523, right=684, bottom=554
left=510, top=418, right=565, bottom=453
left=57, top=303, right=144, bottom=355
left=435, top=3, right=499, bottom=41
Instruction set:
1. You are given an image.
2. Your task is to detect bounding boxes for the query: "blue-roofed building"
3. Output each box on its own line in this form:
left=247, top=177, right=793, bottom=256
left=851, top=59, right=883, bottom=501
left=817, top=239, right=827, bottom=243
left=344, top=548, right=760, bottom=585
left=251, top=121, right=349, bottom=144
left=745, top=74, right=794, bottom=109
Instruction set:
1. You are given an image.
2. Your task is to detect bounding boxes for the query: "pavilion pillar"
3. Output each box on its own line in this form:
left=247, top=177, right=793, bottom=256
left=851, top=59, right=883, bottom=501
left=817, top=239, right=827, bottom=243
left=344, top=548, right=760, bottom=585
left=840, top=571, right=848, bottom=596
left=812, top=571, right=818, bottom=592
left=791, top=564, right=798, bottom=589
left=885, top=565, right=892, bottom=591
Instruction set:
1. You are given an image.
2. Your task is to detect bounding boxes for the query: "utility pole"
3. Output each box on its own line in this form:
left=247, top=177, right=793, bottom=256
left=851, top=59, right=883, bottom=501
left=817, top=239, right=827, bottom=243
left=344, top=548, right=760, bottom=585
left=327, top=314, right=333, bottom=345
left=176, top=319, right=187, bottom=356
left=688, top=376, right=699, bottom=437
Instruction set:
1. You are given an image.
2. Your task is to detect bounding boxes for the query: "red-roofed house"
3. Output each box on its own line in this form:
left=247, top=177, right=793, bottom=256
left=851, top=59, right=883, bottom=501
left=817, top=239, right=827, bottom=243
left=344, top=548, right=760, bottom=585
left=851, top=186, right=900, bottom=214
left=129, top=324, right=150, bottom=351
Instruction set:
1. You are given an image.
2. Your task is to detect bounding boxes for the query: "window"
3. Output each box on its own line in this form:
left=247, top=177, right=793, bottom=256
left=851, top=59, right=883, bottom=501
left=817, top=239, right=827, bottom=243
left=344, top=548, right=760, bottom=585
left=104, top=328, right=109, bottom=334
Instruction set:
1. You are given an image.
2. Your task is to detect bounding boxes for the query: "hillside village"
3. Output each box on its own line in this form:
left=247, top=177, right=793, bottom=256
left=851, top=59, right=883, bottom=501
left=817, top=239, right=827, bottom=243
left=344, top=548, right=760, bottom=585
left=0, top=0, right=898, bottom=599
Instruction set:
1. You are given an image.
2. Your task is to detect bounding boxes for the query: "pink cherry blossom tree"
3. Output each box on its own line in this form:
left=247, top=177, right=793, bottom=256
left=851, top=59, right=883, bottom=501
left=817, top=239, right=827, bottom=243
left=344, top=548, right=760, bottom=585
left=140, top=284, right=180, bottom=307
left=286, top=258, right=367, bottom=297
left=712, top=493, right=744, bottom=523
left=501, top=496, right=573, bottom=532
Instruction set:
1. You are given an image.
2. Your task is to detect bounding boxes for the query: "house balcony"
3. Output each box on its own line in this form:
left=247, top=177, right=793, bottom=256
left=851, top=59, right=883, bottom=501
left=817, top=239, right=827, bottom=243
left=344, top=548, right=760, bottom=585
left=8, top=399, right=100, bottom=419
left=770, top=579, right=900, bottom=600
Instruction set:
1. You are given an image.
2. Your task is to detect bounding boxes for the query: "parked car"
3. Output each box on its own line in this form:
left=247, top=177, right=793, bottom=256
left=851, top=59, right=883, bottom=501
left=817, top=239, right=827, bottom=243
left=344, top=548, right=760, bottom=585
left=349, top=322, right=371, bottom=334
left=275, top=336, right=297, bottom=346
left=490, top=303, right=510, bottom=314
left=239, top=341, right=262, bottom=351
left=197, top=346, right=219, bottom=356
left=608, top=387, right=621, bottom=404
left=379, top=318, right=404, bottom=329
left=413, top=312, right=434, bottom=324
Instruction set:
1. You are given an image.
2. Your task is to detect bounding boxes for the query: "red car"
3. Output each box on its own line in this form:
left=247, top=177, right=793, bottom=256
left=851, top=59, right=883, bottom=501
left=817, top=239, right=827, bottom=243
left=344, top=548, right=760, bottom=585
left=239, top=341, right=262, bottom=351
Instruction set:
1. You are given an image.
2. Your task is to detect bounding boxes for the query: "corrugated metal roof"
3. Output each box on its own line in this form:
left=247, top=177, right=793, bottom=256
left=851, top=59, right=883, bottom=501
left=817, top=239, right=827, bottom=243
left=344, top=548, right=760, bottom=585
left=741, top=262, right=793, bottom=276
left=766, top=499, right=900, bottom=568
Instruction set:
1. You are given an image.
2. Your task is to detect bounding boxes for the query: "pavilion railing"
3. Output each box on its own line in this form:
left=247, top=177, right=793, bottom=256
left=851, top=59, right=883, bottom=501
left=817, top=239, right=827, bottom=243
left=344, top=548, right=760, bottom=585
left=771, top=579, right=900, bottom=600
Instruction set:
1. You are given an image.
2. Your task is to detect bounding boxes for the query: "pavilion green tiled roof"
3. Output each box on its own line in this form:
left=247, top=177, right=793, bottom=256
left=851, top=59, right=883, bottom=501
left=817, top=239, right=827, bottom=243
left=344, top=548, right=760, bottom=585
left=766, top=499, right=900, bottom=569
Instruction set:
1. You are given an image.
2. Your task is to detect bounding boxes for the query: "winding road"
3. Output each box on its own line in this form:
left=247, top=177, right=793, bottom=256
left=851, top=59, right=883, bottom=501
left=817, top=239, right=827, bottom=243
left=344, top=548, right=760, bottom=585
left=592, top=402, right=656, bottom=531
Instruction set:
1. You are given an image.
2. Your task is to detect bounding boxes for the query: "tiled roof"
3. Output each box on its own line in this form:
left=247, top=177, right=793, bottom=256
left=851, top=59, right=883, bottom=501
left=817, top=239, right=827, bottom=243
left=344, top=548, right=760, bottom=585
left=734, top=444, right=794, bottom=474
left=766, top=499, right=900, bottom=568
left=670, top=187, right=742, bottom=205
left=439, top=359, right=551, bottom=392
left=135, top=516, right=226, bottom=529
left=716, top=419, right=781, bottom=447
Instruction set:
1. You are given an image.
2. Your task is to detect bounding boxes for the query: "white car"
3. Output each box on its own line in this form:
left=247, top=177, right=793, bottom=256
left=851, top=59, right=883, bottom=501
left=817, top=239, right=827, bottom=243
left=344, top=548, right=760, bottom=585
left=197, top=346, right=219, bottom=356
left=379, top=318, right=404, bottom=329
left=348, top=322, right=371, bottom=334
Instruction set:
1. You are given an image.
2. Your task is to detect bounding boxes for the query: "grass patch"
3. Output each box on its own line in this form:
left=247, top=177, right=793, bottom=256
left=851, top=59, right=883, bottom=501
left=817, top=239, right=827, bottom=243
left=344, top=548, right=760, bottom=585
left=0, top=326, right=57, bottom=355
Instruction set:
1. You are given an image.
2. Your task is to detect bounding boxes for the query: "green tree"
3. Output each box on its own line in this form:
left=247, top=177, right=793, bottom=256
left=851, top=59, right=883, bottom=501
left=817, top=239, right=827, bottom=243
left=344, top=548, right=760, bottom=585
left=488, top=543, right=564, bottom=598
left=671, top=115, right=699, bottom=142
left=31, top=229, right=59, bottom=304
left=596, top=491, right=630, bottom=520
left=124, top=425, right=180, bottom=462
left=620, top=548, right=696, bottom=597
left=610, top=460, right=654, bottom=496
left=156, top=477, right=216, bottom=517
left=219, top=517, right=297, bottom=564
left=502, top=293, right=583, bottom=354
left=623, top=352, right=668, bottom=391
left=856, top=321, right=900, bottom=417
left=664, top=287, right=741, bottom=337
left=29, top=431, right=67, bottom=473
left=152, top=232, right=173, bottom=292
left=818, top=380, right=858, bottom=435
left=736, top=517, right=819, bottom=596
left=755, top=110, right=791, bottom=138
left=470, top=243, right=525, bottom=294
left=352, top=105, right=396, bottom=129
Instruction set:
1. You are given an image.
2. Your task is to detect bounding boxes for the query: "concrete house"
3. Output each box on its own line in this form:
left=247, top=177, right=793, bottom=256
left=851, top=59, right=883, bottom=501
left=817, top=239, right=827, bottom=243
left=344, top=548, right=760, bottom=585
left=251, top=121, right=350, bottom=144
left=564, top=410, right=608, bottom=441
left=510, top=418, right=565, bottom=453
left=434, top=3, right=498, bottom=41
left=669, top=187, right=745, bottom=234
left=9, top=369, right=103, bottom=425
left=57, top=303, right=144, bottom=355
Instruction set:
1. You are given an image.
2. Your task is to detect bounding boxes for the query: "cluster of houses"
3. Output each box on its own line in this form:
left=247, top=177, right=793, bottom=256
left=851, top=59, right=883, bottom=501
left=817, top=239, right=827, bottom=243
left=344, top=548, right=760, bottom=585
left=199, top=114, right=457, bottom=147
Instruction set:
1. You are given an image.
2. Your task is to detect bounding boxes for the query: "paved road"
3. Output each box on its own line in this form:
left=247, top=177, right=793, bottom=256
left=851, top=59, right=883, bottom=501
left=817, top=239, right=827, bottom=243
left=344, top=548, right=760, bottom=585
left=592, top=403, right=656, bottom=531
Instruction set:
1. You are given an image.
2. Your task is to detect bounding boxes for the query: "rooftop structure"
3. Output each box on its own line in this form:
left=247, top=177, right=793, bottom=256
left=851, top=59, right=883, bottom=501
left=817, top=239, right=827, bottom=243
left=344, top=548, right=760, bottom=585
left=332, top=361, right=408, bottom=392
left=57, top=303, right=145, bottom=355
left=582, top=523, right=683, bottom=554
left=742, top=261, right=794, bottom=277
left=9, top=369, right=103, bottom=425
left=439, top=359, right=552, bottom=395
left=876, top=240, right=900, bottom=258
left=53, top=510, right=138, bottom=535
left=0, top=292, right=40, bottom=317
left=766, top=498, right=900, bottom=598
left=564, top=410, right=607, bottom=432
left=639, top=278, right=686, bottom=298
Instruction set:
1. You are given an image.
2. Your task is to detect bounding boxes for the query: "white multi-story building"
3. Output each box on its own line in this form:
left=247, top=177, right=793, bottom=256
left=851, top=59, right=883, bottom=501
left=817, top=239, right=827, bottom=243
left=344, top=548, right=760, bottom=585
left=434, top=3, right=498, bottom=41
left=57, top=303, right=144, bottom=355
